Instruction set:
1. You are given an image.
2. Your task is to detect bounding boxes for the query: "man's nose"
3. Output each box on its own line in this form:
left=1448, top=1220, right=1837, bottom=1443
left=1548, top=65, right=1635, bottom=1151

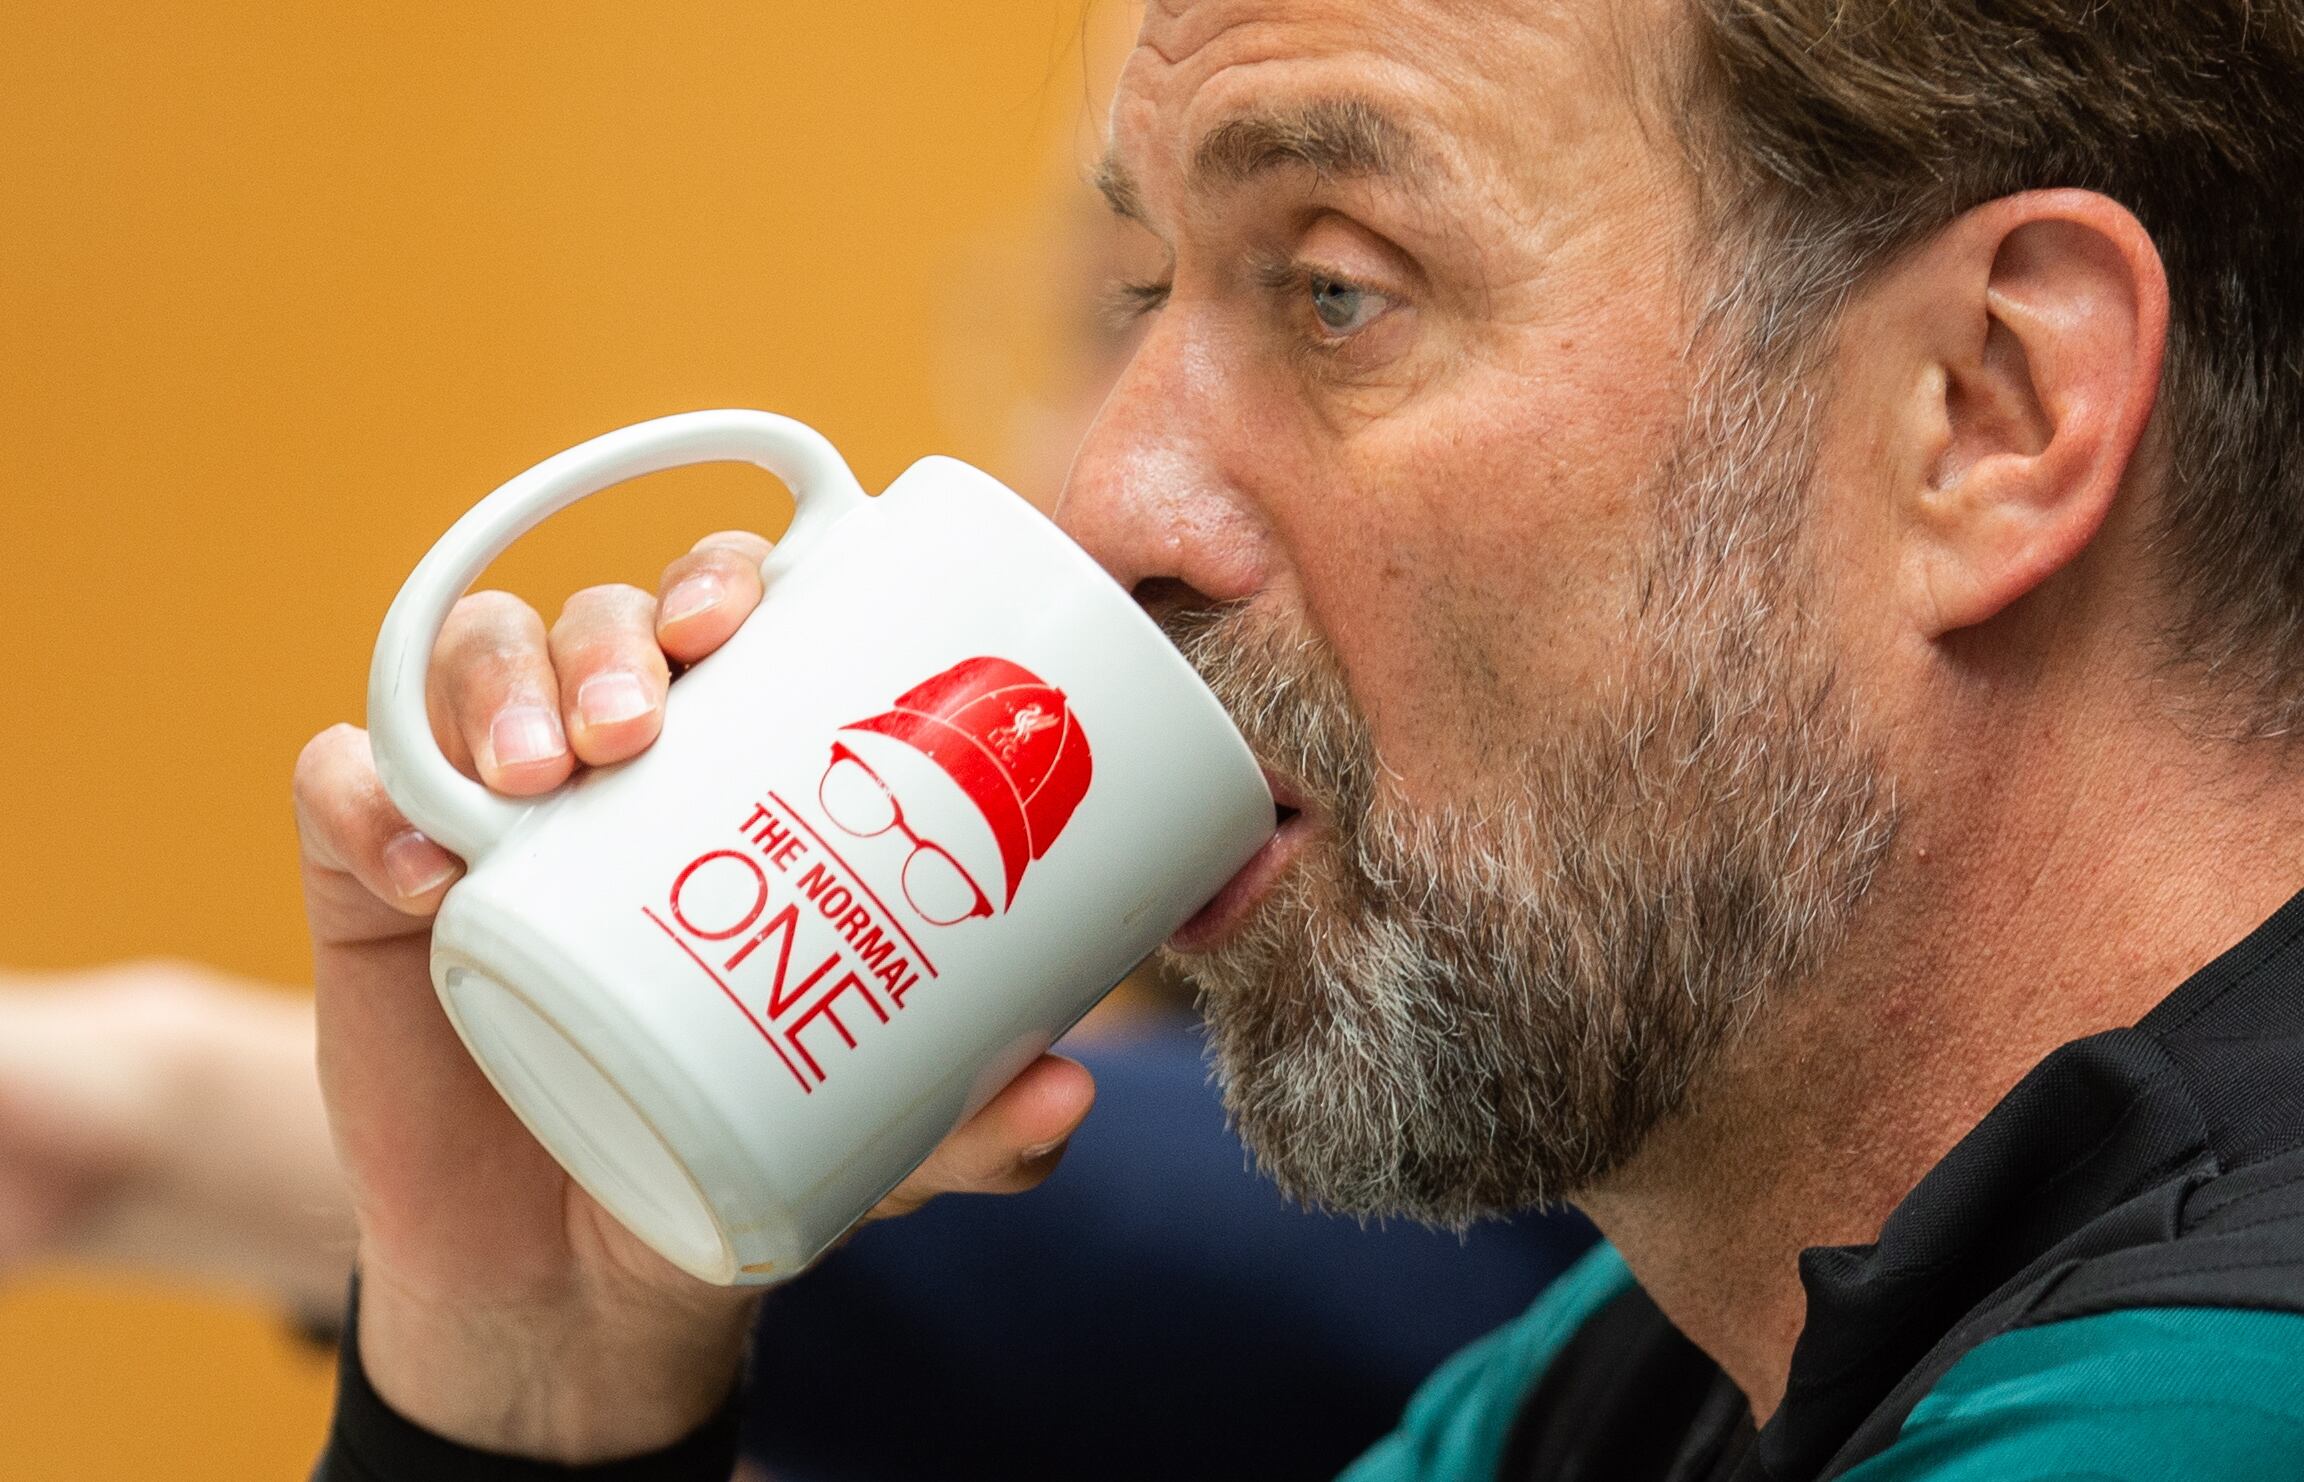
left=1053, top=322, right=1269, bottom=612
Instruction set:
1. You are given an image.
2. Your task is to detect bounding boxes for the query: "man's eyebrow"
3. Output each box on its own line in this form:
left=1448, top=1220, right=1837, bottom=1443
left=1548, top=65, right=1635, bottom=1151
left=1093, top=153, right=1149, bottom=224
left=1192, top=97, right=1434, bottom=187
left=1093, top=97, right=1437, bottom=224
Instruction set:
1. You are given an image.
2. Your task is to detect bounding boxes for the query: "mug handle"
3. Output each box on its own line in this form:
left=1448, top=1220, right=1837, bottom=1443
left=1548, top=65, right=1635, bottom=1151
left=366, top=409, right=869, bottom=860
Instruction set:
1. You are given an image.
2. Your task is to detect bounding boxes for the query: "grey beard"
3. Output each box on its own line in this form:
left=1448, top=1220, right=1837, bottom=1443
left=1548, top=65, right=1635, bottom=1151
left=1156, top=362, right=1899, bottom=1229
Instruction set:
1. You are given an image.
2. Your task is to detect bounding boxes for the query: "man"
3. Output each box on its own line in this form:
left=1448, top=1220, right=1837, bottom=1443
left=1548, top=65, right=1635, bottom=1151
left=296, top=0, right=2304, bottom=1476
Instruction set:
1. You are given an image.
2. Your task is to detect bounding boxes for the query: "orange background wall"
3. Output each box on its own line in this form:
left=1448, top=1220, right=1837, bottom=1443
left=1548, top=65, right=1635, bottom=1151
left=0, top=4, right=1105, bottom=1475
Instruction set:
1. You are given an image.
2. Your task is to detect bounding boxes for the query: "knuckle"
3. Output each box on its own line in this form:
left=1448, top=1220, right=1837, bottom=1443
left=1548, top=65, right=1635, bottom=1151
left=557, top=583, right=658, bottom=642
left=438, top=595, right=549, bottom=685
left=292, top=728, right=395, bottom=848
left=555, top=631, right=665, bottom=683
left=451, top=588, right=532, bottom=626
left=955, top=1143, right=1024, bottom=1193
left=442, top=590, right=535, bottom=646
left=564, top=581, right=653, bottom=618
left=446, top=637, right=551, bottom=707
left=292, top=723, right=366, bottom=797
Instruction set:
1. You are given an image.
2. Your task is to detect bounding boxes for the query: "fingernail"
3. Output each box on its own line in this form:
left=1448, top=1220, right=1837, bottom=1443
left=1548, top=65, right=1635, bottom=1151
left=489, top=705, right=565, bottom=768
left=384, top=830, right=460, bottom=899
left=659, top=574, right=725, bottom=627
left=578, top=671, right=655, bottom=727
left=1019, top=1138, right=1069, bottom=1164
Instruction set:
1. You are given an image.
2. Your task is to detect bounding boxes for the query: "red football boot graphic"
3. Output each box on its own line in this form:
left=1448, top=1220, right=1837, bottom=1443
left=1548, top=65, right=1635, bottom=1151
left=821, top=657, right=1093, bottom=925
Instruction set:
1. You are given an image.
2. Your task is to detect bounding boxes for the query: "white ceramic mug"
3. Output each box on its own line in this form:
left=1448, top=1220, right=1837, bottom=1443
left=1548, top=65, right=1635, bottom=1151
left=368, top=410, right=1272, bottom=1285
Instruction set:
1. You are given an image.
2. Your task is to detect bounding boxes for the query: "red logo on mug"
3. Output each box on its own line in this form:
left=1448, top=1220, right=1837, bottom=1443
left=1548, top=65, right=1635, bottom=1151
left=820, top=657, right=1093, bottom=925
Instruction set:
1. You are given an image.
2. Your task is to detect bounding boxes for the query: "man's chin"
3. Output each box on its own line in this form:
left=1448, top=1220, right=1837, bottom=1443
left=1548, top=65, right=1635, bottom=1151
left=1165, top=883, right=1526, bottom=1226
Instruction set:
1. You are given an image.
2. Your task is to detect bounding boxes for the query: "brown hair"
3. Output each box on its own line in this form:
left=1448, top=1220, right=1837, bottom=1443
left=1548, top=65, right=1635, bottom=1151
left=1684, top=1, right=2304, bottom=737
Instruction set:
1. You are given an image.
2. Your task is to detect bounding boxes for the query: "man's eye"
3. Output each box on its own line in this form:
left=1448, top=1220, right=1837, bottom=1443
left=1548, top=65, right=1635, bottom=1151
left=1099, top=278, right=1171, bottom=330
left=1307, top=273, right=1383, bottom=335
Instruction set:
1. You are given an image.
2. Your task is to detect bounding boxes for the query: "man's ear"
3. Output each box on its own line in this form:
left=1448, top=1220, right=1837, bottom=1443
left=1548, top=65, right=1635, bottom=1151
left=1891, top=190, right=2169, bottom=637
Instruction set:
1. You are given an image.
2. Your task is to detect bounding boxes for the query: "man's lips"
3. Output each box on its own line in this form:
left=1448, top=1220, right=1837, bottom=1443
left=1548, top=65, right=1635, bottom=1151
left=1169, top=773, right=1316, bottom=954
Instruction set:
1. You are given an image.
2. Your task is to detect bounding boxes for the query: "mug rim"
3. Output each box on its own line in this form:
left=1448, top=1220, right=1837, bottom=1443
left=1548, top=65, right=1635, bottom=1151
left=871, top=454, right=1270, bottom=810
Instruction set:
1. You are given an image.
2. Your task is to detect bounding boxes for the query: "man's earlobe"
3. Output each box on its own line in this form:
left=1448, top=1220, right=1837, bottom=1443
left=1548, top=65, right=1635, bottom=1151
left=1903, top=192, right=2169, bottom=638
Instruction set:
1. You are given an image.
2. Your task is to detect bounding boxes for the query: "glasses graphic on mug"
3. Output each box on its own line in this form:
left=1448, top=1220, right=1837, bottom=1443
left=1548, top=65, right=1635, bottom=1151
left=824, top=656, right=1095, bottom=927
left=818, top=742, right=995, bottom=926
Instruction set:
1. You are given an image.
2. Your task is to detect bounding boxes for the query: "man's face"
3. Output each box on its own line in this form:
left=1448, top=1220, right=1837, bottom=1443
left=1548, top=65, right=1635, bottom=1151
left=1057, top=0, right=1897, bottom=1221
left=1077, top=0, right=1696, bottom=804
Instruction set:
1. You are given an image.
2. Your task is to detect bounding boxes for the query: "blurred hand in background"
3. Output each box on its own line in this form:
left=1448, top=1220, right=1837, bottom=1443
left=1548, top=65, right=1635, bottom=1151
left=0, top=961, right=352, bottom=1316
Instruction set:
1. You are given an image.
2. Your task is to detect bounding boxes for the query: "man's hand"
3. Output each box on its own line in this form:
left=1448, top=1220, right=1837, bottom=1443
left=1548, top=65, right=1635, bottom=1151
left=293, top=531, right=1096, bottom=1463
left=0, top=961, right=353, bottom=1313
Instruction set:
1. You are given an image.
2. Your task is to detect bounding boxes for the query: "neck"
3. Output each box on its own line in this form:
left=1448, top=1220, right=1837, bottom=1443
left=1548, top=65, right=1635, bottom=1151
left=1574, top=696, right=2304, bottom=1423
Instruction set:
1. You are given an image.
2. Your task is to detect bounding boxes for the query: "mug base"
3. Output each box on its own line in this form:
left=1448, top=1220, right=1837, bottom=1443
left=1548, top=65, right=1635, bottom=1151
left=439, top=962, right=734, bottom=1283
